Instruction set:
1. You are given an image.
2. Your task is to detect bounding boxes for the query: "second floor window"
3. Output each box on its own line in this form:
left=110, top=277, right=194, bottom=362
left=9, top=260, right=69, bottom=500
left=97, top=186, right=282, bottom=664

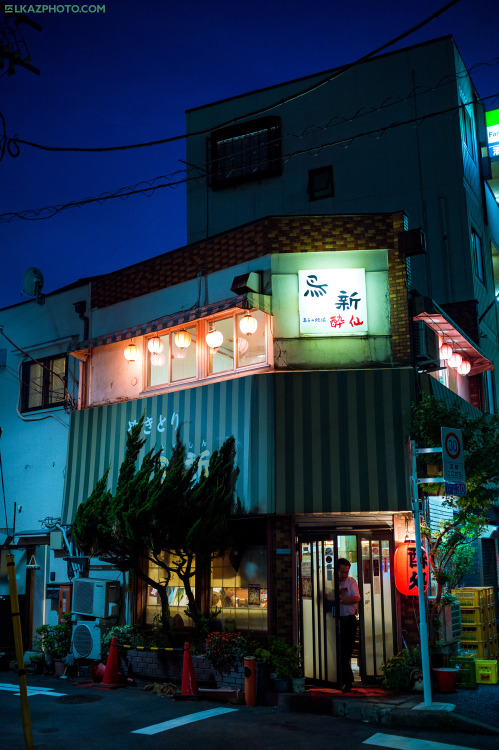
left=21, top=354, right=67, bottom=412
left=210, top=117, right=282, bottom=189
left=471, top=228, right=485, bottom=284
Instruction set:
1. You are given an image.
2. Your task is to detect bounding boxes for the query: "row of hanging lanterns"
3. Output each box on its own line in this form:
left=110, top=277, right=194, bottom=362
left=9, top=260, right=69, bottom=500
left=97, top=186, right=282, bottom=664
left=124, top=312, right=258, bottom=363
left=439, top=342, right=471, bottom=376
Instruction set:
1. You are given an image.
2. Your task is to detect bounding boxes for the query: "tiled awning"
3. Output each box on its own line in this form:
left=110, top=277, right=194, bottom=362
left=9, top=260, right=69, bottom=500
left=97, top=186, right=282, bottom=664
left=69, top=293, right=270, bottom=353
left=412, top=296, right=494, bottom=376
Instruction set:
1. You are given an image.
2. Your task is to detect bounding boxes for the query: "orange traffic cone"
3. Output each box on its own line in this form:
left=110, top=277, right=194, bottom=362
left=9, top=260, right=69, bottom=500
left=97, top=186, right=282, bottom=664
left=93, top=636, right=121, bottom=689
left=179, top=642, right=199, bottom=698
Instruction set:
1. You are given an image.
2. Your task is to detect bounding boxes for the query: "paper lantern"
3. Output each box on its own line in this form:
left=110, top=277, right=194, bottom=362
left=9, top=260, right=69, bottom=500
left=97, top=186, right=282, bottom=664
left=239, top=313, right=258, bottom=335
left=439, top=343, right=453, bottom=360
left=147, top=335, right=164, bottom=354
left=448, top=352, right=463, bottom=369
left=206, top=328, right=223, bottom=349
left=174, top=329, right=191, bottom=349
left=150, top=352, right=166, bottom=367
left=458, top=359, right=471, bottom=376
left=394, top=542, right=429, bottom=596
left=124, top=342, right=138, bottom=361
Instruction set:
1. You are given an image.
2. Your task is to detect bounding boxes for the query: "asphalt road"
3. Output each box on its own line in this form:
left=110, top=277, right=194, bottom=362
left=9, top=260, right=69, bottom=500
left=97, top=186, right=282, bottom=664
left=0, top=672, right=495, bottom=750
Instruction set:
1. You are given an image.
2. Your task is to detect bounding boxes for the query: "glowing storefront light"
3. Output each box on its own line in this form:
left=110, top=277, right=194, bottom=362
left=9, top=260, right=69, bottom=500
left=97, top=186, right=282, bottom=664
left=174, top=329, right=192, bottom=349
left=457, top=359, right=471, bottom=376
left=239, top=313, right=258, bottom=335
left=124, top=342, right=138, bottom=361
left=298, top=268, right=368, bottom=336
left=439, top=343, right=453, bottom=360
left=147, top=335, right=164, bottom=354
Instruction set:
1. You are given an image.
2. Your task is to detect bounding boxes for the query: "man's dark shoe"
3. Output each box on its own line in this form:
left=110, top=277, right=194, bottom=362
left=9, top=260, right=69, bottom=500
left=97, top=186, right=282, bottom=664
left=341, top=683, right=352, bottom=693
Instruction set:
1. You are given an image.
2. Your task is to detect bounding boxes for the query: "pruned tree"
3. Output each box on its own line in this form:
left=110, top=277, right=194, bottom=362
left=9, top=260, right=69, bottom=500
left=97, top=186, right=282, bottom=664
left=72, top=415, right=239, bottom=630
left=412, top=394, right=499, bottom=606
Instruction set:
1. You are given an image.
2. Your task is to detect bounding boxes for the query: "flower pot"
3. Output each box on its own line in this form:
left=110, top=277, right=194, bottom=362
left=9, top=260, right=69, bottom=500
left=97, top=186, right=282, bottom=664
left=432, top=668, right=457, bottom=693
left=54, top=659, right=66, bottom=678
left=291, top=677, right=306, bottom=693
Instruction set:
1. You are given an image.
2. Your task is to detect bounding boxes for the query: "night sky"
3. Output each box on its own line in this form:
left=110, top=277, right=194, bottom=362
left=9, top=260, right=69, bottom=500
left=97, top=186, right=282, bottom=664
left=0, top=0, right=497, bottom=309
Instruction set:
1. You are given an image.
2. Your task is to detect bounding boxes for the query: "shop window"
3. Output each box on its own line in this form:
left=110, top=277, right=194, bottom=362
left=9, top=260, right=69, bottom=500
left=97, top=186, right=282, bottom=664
left=147, top=325, right=197, bottom=388
left=21, top=354, right=67, bottom=412
left=211, top=547, right=268, bottom=632
left=146, top=311, right=268, bottom=390
left=145, top=553, right=195, bottom=627
left=307, top=165, right=334, bottom=200
left=210, top=116, right=282, bottom=189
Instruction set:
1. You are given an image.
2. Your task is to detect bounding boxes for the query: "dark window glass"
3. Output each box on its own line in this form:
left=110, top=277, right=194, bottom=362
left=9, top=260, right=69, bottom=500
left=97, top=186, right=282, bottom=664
left=21, top=355, right=67, bottom=412
left=210, top=117, right=282, bottom=189
left=471, top=228, right=485, bottom=284
left=307, top=165, right=334, bottom=200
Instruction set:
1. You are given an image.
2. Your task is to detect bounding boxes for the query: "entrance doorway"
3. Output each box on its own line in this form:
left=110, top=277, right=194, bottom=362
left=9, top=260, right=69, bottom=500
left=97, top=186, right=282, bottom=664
left=298, top=532, right=395, bottom=685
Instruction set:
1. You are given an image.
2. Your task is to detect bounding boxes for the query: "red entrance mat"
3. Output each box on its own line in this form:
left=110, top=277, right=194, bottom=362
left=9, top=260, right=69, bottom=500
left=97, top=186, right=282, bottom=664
left=309, top=686, right=388, bottom=699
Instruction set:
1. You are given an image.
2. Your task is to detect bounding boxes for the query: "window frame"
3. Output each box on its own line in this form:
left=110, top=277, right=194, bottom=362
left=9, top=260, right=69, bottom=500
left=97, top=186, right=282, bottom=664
left=20, top=354, right=68, bottom=413
left=471, top=227, right=486, bottom=285
left=460, top=96, right=477, bottom=163
left=210, top=116, right=282, bottom=190
left=144, top=310, right=272, bottom=393
left=307, top=165, right=334, bottom=201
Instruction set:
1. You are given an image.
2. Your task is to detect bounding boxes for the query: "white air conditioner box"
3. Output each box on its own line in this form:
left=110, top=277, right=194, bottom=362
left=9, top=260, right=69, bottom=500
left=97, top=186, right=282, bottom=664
left=71, top=578, right=120, bottom=618
left=72, top=620, right=105, bottom=660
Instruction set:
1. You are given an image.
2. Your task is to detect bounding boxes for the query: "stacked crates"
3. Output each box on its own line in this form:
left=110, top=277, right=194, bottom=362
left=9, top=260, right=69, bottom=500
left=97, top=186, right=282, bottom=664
left=452, top=587, right=498, bottom=660
left=449, top=653, right=477, bottom=689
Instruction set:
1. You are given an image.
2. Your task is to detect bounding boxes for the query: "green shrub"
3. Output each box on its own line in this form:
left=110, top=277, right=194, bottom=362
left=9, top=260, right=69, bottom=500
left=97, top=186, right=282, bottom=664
left=380, top=647, right=421, bottom=691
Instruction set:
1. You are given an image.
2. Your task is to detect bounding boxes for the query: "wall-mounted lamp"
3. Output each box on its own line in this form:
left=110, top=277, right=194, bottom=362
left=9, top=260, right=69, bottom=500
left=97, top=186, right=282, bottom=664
left=124, top=341, right=138, bottom=361
left=439, top=343, right=453, bottom=360
left=239, top=312, right=258, bottom=336
left=448, top=352, right=463, bottom=369
left=206, top=325, right=223, bottom=350
left=148, top=335, right=164, bottom=354
left=457, top=359, right=471, bottom=376
left=174, top=329, right=192, bottom=350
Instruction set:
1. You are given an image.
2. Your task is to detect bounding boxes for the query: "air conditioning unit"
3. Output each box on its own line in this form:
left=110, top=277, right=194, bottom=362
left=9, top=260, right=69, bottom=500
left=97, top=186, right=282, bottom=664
left=414, top=321, right=440, bottom=372
left=72, top=578, right=120, bottom=618
left=72, top=620, right=104, bottom=660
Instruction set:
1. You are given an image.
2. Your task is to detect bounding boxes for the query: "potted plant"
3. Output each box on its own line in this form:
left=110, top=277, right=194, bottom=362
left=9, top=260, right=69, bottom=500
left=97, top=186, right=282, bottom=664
left=380, top=647, right=422, bottom=692
left=34, top=614, right=72, bottom=676
left=255, top=638, right=302, bottom=693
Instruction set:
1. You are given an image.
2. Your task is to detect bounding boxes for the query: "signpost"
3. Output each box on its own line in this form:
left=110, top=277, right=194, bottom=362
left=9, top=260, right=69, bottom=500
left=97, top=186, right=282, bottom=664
left=408, top=426, right=466, bottom=709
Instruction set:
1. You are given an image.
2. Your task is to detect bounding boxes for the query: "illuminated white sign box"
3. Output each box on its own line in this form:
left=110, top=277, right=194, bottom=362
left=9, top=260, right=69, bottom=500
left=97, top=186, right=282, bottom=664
left=298, top=269, right=368, bottom=336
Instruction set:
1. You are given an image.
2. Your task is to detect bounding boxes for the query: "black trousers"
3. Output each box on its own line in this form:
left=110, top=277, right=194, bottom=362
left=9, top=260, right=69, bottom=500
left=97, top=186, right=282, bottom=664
left=339, top=615, right=357, bottom=686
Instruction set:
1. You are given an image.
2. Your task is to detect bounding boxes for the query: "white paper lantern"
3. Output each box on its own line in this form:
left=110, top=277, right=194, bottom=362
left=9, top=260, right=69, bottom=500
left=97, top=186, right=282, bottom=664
left=448, top=352, right=463, bottom=369
left=147, top=335, right=164, bottom=354
left=457, top=359, right=471, bottom=375
left=439, top=343, right=453, bottom=360
left=206, top=328, right=223, bottom=349
left=239, top=313, right=258, bottom=335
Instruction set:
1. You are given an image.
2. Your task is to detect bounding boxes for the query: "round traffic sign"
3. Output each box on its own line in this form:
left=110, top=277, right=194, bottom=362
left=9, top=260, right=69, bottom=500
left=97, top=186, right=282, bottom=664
left=444, top=432, right=461, bottom=460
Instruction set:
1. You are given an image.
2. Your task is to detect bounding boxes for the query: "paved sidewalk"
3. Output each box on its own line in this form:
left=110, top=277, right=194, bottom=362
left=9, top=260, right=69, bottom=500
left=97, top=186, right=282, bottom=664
left=275, top=683, right=499, bottom=734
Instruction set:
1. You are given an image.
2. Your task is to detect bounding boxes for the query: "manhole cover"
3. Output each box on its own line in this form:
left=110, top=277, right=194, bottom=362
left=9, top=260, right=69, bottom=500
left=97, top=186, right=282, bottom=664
left=55, top=694, right=103, bottom=704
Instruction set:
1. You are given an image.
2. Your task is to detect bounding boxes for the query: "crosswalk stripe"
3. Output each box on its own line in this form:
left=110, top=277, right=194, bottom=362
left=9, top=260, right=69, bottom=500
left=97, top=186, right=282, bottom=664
left=0, top=683, right=66, bottom=697
left=364, top=732, right=478, bottom=750
left=132, top=707, right=238, bottom=735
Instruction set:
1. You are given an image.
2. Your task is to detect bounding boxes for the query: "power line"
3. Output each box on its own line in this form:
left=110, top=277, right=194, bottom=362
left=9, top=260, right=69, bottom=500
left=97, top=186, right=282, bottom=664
left=0, top=92, right=497, bottom=224
left=1, top=0, right=463, bottom=158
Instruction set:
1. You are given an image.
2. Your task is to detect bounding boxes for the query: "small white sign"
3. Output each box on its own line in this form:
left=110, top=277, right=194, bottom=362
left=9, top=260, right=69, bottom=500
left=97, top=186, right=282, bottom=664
left=298, top=268, right=368, bottom=336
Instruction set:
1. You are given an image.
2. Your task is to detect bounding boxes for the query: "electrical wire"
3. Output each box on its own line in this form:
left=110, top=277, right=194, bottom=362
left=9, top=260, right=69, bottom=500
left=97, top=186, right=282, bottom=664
left=1, top=92, right=497, bottom=224
left=0, top=0, right=463, bottom=158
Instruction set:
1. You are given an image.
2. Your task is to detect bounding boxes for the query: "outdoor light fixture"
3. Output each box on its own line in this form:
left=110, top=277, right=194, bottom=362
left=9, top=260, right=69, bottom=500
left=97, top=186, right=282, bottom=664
left=174, top=329, right=191, bottom=349
left=439, top=343, right=453, bottom=360
left=147, top=335, right=164, bottom=354
left=457, top=359, right=471, bottom=376
left=239, top=312, right=258, bottom=335
left=124, top=341, right=138, bottom=361
left=206, top=325, right=223, bottom=349
left=150, top=352, right=166, bottom=367
left=448, top=352, right=463, bottom=369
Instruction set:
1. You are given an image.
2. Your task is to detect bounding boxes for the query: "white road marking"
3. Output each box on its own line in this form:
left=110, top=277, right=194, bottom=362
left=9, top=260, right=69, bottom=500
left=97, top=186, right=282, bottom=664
left=132, top=707, right=238, bottom=735
left=364, top=732, right=479, bottom=750
left=0, top=683, right=66, bottom=697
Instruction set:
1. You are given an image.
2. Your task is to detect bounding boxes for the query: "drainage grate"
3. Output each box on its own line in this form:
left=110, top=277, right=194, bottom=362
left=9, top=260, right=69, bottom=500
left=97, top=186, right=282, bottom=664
left=55, top=694, right=103, bottom=704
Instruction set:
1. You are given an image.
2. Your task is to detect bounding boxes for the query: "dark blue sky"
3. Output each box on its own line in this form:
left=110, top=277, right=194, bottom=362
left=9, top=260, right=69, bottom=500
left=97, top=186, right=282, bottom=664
left=1, top=0, right=497, bottom=309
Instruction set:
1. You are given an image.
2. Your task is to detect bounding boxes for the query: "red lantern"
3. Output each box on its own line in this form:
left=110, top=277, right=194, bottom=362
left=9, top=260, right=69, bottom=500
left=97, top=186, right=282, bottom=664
left=394, top=542, right=429, bottom=596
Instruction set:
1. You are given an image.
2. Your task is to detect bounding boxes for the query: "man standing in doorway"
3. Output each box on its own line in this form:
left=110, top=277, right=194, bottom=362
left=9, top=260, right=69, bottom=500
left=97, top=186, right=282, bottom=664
left=338, top=557, right=360, bottom=692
